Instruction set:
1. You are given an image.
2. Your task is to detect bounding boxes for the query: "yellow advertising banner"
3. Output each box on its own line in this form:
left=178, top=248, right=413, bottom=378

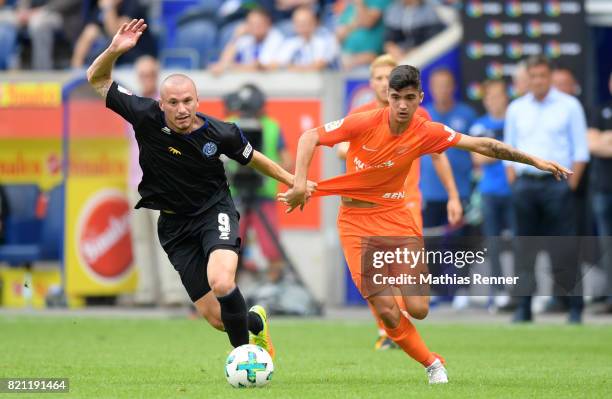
left=0, top=82, right=61, bottom=107
left=0, top=139, right=62, bottom=190
left=0, top=137, right=137, bottom=296
left=63, top=137, right=137, bottom=296
left=64, top=177, right=137, bottom=296
left=0, top=138, right=128, bottom=189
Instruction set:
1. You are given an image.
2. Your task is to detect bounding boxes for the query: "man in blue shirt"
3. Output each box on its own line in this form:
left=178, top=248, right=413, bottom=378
left=588, top=71, right=612, bottom=313
left=470, top=80, right=513, bottom=308
left=422, top=68, right=477, bottom=228
left=504, top=55, right=589, bottom=323
left=421, top=68, right=477, bottom=306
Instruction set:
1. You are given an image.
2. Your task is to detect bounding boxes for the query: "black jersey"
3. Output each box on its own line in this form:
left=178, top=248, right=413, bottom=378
left=106, top=81, right=254, bottom=215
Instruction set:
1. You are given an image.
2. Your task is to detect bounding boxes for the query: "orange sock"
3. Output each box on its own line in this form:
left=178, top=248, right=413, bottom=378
left=383, top=314, right=435, bottom=367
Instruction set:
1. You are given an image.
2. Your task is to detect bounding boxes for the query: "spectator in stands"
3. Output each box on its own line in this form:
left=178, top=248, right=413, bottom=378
left=512, top=61, right=529, bottom=98
left=422, top=68, right=477, bottom=228
left=505, top=55, right=588, bottom=324
left=127, top=55, right=189, bottom=307
left=588, top=71, right=612, bottom=313
left=549, top=67, right=590, bottom=314
left=383, top=0, right=445, bottom=61
left=422, top=68, right=476, bottom=309
left=553, top=67, right=580, bottom=97
left=335, top=0, right=391, bottom=71
left=71, top=0, right=156, bottom=69
left=270, top=6, right=339, bottom=71
left=258, top=0, right=322, bottom=34
left=0, top=0, right=17, bottom=69
left=209, top=8, right=283, bottom=75
left=13, top=0, right=81, bottom=70
left=469, top=80, right=513, bottom=310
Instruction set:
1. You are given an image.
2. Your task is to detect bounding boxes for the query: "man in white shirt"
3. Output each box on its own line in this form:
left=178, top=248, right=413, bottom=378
left=504, top=55, right=588, bottom=324
left=270, top=6, right=339, bottom=72
left=209, top=8, right=283, bottom=74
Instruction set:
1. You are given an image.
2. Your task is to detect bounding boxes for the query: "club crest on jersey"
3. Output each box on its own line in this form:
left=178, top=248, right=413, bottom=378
left=203, top=142, right=218, bottom=157
left=324, top=118, right=344, bottom=132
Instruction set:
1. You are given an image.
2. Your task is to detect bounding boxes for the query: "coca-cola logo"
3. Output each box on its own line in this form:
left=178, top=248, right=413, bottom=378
left=77, top=189, right=133, bottom=281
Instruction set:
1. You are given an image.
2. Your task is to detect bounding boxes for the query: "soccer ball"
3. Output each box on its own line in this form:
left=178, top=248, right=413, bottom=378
left=225, top=344, right=274, bottom=388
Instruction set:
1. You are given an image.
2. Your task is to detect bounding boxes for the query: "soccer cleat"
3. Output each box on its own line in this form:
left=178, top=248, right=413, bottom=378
left=374, top=335, right=399, bottom=350
left=426, top=356, right=448, bottom=384
left=248, top=305, right=275, bottom=359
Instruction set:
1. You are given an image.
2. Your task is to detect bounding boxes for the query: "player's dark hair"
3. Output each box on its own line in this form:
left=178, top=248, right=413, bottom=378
left=389, top=65, right=422, bottom=92
left=526, top=55, right=552, bottom=71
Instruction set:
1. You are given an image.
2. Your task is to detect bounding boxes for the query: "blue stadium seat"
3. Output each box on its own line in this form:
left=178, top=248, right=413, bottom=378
left=174, top=19, right=218, bottom=68
left=39, top=185, right=64, bottom=260
left=1, top=184, right=41, bottom=245
left=0, top=184, right=64, bottom=265
left=159, top=0, right=202, bottom=49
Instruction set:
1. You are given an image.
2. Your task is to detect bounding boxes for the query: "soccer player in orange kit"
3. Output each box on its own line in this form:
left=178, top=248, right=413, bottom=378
left=338, top=54, right=463, bottom=351
left=279, top=65, right=572, bottom=384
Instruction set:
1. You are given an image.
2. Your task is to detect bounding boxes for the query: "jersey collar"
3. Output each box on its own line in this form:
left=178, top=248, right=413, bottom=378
left=161, top=112, right=209, bottom=136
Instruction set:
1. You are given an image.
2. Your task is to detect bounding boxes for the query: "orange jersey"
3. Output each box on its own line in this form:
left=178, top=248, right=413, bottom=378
left=349, top=101, right=431, bottom=206
left=314, top=107, right=461, bottom=207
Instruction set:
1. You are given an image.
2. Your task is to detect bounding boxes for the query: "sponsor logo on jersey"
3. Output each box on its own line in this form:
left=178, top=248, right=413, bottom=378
left=168, top=146, right=181, bottom=156
left=382, top=192, right=405, bottom=199
left=324, top=119, right=344, bottom=132
left=203, top=142, right=218, bottom=157
left=161, top=126, right=172, bottom=135
left=361, top=145, right=378, bottom=152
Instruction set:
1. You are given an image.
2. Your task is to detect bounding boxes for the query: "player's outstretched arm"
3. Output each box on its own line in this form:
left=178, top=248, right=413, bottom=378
left=248, top=150, right=294, bottom=187
left=277, top=128, right=319, bottom=213
left=249, top=150, right=317, bottom=198
left=454, top=135, right=573, bottom=180
left=86, top=18, right=147, bottom=99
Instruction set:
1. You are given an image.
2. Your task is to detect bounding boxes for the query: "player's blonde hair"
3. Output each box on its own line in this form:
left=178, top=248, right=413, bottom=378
left=370, top=54, right=397, bottom=76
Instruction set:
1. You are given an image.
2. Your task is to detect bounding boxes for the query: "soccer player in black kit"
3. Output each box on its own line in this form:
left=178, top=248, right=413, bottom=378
left=87, top=19, right=310, bottom=358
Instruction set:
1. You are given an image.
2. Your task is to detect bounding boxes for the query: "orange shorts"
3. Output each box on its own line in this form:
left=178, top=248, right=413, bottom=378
left=338, top=204, right=426, bottom=298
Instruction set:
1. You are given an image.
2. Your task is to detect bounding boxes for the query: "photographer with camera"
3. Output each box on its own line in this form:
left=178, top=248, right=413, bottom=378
left=224, top=83, right=293, bottom=283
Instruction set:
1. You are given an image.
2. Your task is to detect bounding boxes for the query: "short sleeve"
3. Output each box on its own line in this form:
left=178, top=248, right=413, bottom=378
left=419, top=121, right=462, bottom=155
left=316, top=112, right=370, bottom=147
left=220, top=123, right=254, bottom=165
left=106, top=81, right=155, bottom=127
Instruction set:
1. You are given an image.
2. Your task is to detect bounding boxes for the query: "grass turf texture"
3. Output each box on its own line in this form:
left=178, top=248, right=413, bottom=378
left=0, top=316, right=610, bottom=398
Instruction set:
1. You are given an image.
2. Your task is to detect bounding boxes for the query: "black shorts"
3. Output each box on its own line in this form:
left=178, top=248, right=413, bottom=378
left=157, top=195, right=241, bottom=302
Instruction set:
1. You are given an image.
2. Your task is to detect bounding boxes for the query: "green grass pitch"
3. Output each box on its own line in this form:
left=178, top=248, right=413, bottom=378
left=1, top=316, right=610, bottom=398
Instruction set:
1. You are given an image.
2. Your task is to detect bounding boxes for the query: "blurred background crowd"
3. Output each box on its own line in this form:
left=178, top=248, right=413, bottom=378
left=0, top=0, right=611, bottom=326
